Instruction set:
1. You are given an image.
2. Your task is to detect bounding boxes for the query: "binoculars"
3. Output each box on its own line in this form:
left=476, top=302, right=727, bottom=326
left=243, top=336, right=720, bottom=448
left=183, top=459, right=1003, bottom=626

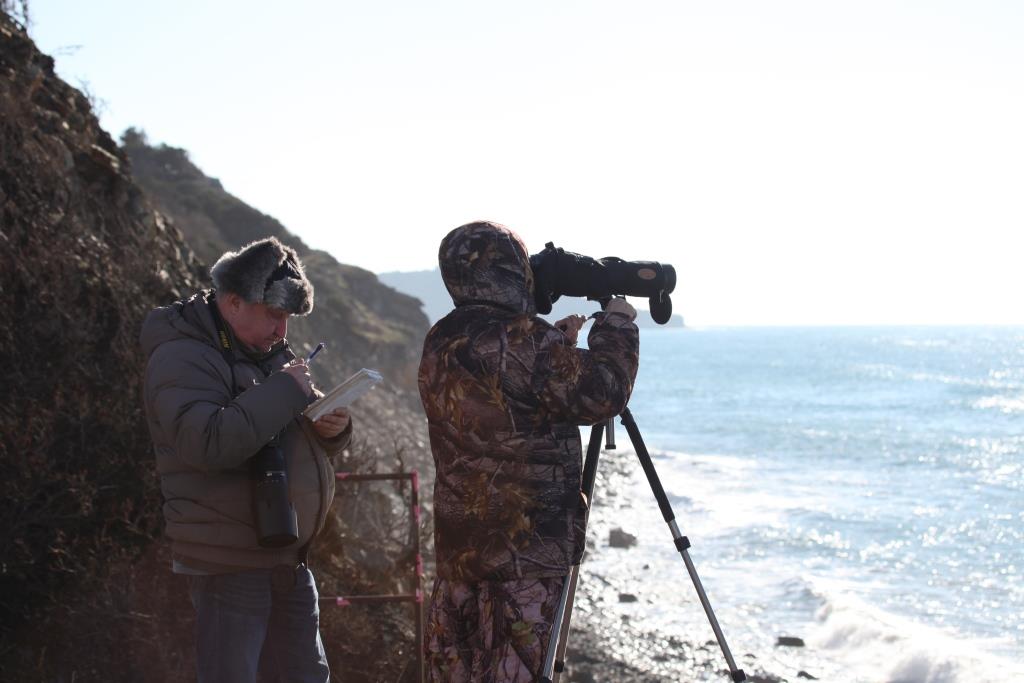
left=250, top=434, right=298, bottom=548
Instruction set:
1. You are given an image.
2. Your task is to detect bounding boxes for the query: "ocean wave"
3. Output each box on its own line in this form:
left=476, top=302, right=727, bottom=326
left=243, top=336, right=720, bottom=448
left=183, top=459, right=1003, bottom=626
left=806, top=581, right=1024, bottom=683
left=971, top=394, right=1024, bottom=414
left=893, top=338, right=953, bottom=349
left=950, top=435, right=1024, bottom=454
left=856, top=363, right=1024, bottom=391
left=650, top=448, right=755, bottom=474
left=908, top=371, right=1024, bottom=391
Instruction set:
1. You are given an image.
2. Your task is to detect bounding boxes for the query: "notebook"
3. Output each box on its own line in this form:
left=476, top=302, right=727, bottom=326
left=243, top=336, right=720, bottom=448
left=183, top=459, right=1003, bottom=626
left=303, top=368, right=383, bottom=421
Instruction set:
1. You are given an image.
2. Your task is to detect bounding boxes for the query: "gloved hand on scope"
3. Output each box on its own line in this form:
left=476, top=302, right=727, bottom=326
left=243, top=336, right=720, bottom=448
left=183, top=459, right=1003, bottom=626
left=554, top=314, right=588, bottom=345
left=604, top=297, right=637, bottom=321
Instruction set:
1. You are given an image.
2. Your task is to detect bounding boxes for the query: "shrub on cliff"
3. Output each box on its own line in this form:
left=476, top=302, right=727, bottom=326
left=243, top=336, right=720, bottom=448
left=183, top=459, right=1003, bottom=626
left=0, top=11, right=206, bottom=678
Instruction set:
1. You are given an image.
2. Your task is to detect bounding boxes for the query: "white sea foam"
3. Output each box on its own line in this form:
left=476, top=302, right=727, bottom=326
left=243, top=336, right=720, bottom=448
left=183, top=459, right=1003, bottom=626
left=806, top=580, right=1024, bottom=683
left=643, top=448, right=820, bottom=534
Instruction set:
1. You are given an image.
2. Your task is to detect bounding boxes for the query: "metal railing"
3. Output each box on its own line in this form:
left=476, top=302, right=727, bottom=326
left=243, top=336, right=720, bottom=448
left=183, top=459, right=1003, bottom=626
left=320, top=471, right=424, bottom=682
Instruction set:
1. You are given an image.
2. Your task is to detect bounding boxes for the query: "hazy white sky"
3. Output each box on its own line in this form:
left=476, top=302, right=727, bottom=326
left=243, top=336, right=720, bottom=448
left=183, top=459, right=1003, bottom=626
left=30, top=1, right=1024, bottom=326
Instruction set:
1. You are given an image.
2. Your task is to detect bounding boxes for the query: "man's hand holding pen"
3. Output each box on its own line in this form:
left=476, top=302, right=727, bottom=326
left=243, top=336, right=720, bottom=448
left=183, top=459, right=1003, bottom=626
left=282, top=341, right=326, bottom=397
left=283, top=360, right=313, bottom=397
left=292, top=341, right=350, bottom=438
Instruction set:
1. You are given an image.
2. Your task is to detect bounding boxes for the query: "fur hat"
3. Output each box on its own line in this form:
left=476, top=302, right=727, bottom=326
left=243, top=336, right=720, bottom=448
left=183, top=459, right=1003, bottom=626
left=210, top=237, right=314, bottom=315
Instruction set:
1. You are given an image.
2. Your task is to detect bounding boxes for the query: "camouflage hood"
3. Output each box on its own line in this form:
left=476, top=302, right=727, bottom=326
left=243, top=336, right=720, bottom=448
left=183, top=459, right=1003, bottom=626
left=439, top=221, right=535, bottom=315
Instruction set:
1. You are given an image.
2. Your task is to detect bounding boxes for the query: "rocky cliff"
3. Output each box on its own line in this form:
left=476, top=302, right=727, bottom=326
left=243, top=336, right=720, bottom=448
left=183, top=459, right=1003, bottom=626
left=0, top=13, right=430, bottom=681
left=1, top=11, right=203, bottom=679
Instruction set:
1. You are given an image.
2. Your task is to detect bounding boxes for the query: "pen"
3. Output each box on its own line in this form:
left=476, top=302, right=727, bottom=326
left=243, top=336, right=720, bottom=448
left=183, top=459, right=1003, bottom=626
left=306, top=342, right=326, bottom=364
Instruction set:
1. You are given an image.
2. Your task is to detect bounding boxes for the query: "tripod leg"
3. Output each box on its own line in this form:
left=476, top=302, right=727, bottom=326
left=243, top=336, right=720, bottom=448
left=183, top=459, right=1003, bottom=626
left=619, top=408, right=746, bottom=683
left=552, top=565, right=580, bottom=676
left=541, top=423, right=605, bottom=683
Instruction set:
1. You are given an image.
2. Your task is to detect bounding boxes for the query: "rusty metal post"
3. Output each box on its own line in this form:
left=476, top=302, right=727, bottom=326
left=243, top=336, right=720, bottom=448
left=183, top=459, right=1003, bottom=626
left=410, top=470, right=425, bottom=683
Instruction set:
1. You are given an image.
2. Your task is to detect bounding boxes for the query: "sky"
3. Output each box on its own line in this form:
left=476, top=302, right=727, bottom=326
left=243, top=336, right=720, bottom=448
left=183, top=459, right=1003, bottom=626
left=28, top=1, right=1024, bottom=326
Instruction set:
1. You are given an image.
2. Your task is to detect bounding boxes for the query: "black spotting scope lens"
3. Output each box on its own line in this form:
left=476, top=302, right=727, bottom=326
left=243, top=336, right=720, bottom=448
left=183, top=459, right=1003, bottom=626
left=530, top=242, right=677, bottom=324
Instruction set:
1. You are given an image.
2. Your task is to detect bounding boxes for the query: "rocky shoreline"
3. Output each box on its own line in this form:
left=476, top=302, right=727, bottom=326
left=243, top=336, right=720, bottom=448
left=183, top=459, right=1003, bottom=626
left=565, top=591, right=785, bottom=683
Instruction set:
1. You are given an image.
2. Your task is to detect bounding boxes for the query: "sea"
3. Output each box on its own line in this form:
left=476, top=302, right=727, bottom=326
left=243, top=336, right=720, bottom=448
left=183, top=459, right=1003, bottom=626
left=577, top=326, right=1024, bottom=683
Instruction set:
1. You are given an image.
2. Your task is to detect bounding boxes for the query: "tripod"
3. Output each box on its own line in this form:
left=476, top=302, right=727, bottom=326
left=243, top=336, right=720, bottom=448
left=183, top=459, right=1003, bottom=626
left=540, top=408, right=746, bottom=683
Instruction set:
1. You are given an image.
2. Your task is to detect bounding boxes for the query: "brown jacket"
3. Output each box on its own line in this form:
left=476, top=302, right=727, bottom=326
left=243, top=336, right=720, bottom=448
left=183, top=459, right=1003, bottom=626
left=419, top=222, right=639, bottom=582
left=140, top=291, right=350, bottom=572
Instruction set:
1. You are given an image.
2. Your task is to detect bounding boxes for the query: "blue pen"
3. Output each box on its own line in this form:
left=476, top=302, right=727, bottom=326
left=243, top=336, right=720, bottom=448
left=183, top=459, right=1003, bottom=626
left=306, top=342, right=326, bottom=364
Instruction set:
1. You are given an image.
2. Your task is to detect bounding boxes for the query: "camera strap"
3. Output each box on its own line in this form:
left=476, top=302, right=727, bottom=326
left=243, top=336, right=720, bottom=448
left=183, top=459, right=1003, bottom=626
left=207, top=293, right=240, bottom=398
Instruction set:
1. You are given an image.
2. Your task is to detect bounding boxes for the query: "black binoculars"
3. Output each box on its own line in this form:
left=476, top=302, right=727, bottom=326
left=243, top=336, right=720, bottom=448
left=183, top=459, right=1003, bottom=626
left=250, top=434, right=298, bottom=548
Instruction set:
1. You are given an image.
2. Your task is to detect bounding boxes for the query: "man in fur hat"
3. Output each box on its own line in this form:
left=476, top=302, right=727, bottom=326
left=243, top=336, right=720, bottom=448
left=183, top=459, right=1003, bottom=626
left=140, top=236, right=351, bottom=683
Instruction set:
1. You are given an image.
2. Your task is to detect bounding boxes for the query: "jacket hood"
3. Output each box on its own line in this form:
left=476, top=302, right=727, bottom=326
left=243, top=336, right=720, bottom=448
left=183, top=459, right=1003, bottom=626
left=438, top=221, right=535, bottom=315
left=140, top=291, right=220, bottom=360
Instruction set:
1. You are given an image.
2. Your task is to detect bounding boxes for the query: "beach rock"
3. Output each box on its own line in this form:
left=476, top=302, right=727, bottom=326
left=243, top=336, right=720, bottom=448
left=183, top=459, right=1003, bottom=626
left=797, top=671, right=818, bottom=679
left=609, top=527, right=638, bottom=548
left=776, top=636, right=806, bottom=647
left=743, top=674, right=783, bottom=683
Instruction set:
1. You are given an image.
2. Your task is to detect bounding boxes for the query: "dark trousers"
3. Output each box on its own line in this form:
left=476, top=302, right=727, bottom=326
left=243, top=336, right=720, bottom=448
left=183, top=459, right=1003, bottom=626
left=187, top=566, right=330, bottom=683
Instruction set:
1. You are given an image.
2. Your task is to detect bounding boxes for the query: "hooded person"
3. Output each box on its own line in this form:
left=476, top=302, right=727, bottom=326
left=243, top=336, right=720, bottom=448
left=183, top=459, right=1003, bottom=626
left=140, top=236, right=352, bottom=683
left=419, top=221, right=640, bottom=682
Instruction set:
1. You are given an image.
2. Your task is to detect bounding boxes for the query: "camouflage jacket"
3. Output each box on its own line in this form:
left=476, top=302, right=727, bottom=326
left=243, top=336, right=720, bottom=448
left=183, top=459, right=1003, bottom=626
left=419, top=222, right=639, bottom=582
